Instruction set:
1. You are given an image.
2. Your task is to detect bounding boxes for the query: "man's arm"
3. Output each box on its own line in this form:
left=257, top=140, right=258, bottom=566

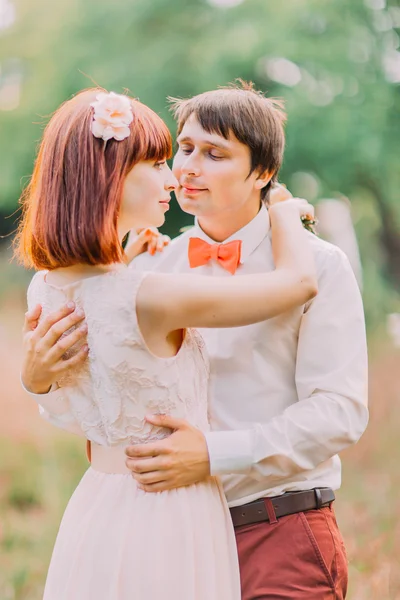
left=127, top=246, right=368, bottom=491
left=21, top=302, right=88, bottom=435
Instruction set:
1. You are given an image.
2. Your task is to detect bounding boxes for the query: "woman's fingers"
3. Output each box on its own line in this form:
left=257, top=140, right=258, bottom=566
left=147, top=236, right=158, bottom=256
left=270, top=182, right=293, bottom=205
left=269, top=198, right=315, bottom=224
left=161, top=234, right=171, bottom=250
left=147, top=231, right=170, bottom=255
left=125, top=227, right=170, bottom=260
left=299, top=201, right=315, bottom=219
left=287, top=198, right=315, bottom=219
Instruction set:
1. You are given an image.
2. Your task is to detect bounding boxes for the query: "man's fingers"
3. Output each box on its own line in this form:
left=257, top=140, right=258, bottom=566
left=145, top=414, right=187, bottom=430
left=57, top=344, right=89, bottom=371
left=48, top=323, right=87, bottom=364
left=132, top=471, right=166, bottom=485
left=125, top=441, right=169, bottom=459
left=125, top=456, right=166, bottom=474
left=47, top=323, right=88, bottom=362
left=32, top=303, right=77, bottom=341
left=36, top=307, right=85, bottom=348
left=138, top=481, right=170, bottom=493
left=23, top=304, right=42, bottom=333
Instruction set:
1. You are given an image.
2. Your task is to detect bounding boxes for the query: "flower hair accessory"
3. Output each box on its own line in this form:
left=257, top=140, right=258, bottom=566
left=90, top=91, right=133, bottom=142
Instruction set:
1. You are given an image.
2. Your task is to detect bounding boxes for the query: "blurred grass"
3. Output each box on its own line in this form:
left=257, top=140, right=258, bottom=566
left=0, top=436, right=88, bottom=600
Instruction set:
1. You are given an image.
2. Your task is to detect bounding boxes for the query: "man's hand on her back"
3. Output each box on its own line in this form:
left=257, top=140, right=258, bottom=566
left=22, top=303, right=89, bottom=394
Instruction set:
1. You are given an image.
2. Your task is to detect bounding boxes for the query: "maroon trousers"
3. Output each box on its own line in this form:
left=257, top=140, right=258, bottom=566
left=235, top=504, right=348, bottom=600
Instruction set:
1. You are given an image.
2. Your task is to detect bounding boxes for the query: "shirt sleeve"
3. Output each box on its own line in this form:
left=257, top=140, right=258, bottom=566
left=21, top=381, right=86, bottom=438
left=205, top=246, right=369, bottom=480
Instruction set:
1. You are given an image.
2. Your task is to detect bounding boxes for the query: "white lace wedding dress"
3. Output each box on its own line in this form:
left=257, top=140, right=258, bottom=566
left=27, top=265, right=240, bottom=600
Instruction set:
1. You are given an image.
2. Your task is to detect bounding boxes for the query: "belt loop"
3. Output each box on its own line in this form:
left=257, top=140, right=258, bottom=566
left=314, top=488, right=323, bottom=509
left=264, top=498, right=278, bottom=524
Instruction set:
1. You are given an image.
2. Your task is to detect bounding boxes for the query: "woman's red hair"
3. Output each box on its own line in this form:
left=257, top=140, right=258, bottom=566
left=14, top=88, right=172, bottom=270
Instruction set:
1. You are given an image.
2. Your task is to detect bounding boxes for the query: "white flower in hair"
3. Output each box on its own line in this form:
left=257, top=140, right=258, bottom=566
left=90, top=92, right=133, bottom=142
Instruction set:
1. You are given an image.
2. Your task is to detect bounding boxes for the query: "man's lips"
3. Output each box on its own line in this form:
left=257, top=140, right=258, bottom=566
left=181, top=185, right=207, bottom=194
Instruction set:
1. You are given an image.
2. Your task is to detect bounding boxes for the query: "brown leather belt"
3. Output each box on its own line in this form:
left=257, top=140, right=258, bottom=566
left=230, top=488, right=335, bottom=528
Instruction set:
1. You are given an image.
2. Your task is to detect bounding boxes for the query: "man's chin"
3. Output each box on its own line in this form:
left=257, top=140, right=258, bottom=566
left=176, top=196, right=207, bottom=217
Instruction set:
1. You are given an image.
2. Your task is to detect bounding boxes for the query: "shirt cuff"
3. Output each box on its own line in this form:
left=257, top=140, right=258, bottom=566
left=20, top=375, right=59, bottom=396
left=20, top=376, right=71, bottom=416
left=204, top=430, right=253, bottom=476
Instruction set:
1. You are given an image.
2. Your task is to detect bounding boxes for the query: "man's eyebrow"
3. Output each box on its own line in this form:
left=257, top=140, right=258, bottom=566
left=176, top=135, right=230, bottom=151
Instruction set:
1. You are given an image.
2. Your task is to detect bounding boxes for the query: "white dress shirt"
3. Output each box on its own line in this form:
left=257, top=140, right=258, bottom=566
left=26, top=206, right=368, bottom=508
left=132, top=205, right=369, bottom=506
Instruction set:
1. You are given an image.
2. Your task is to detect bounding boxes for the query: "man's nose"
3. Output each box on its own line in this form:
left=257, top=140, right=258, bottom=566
left=180, top=153, right=201, bottom=177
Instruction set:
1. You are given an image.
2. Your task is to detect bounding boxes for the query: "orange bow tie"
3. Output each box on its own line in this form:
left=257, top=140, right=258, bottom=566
left=188, top=237, right=242, bottom=275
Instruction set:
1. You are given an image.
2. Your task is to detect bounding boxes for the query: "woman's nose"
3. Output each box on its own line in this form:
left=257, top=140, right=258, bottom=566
left=165, top=166, right=178, bottom=190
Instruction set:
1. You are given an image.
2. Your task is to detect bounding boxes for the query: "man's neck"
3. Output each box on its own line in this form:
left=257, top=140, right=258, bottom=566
left=197, top=202, right=262, bottom=243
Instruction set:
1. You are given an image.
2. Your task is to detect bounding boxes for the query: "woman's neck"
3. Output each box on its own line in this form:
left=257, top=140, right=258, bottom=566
left=45, top=263, right=121, bottom=286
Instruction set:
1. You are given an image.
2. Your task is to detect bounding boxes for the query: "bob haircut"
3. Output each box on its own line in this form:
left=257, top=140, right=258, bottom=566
left=15, top=88, right=172, bottom=270
left=169, top=80, right=286, bottom=202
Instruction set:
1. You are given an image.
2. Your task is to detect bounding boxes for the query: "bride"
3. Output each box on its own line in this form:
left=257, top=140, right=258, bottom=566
left=16, top=88, right=317, bottom=599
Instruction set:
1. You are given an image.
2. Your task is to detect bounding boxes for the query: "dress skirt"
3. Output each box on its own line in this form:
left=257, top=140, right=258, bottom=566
left=43, top=463, right=240, bottom=600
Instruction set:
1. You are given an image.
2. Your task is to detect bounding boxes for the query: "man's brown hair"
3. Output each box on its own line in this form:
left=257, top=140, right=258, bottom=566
left=15, top=88, right=172, bottom=270
left=169, top=80, right=286, bottom=201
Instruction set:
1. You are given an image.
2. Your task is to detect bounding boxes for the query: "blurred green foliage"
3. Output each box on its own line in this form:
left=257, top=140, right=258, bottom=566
left=0, top=0, right=399, bottom=325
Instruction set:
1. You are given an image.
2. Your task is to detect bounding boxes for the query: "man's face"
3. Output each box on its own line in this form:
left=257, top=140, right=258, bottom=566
left=172, top=115, right=264, bottom=220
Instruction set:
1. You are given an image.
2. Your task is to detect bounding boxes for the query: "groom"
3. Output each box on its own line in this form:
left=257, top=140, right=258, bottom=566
left=22, top=81, right=368, bottom=599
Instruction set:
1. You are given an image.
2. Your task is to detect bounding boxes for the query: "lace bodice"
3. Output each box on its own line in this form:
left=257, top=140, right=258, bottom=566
left=27, top=267, right=210, bottom=446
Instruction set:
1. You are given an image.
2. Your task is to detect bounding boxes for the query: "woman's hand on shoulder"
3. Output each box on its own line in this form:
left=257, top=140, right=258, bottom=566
left=269, top=197, right=315, bottom=223
left=124, top=228, right=171, bottom=263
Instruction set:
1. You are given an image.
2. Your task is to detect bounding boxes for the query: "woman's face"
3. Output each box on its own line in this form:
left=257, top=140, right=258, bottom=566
left=119, top=159, right=178, bottom=235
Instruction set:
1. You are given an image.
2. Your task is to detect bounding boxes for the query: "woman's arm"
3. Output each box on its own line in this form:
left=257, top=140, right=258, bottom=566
left=137, top=199, right=318, bottom=333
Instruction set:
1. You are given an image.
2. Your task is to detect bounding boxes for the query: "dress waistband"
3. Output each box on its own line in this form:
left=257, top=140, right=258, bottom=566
left=89, top=441, right=131, bottom=475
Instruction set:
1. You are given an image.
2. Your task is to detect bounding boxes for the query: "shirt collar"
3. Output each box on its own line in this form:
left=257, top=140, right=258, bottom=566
left=190, top=204, right=271, bottom=264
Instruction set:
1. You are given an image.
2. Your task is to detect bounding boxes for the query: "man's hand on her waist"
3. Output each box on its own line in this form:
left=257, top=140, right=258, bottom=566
left=125, top=415, right=211, bottom=492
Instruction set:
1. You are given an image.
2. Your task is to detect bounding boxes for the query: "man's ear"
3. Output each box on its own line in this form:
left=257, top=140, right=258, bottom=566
left=255, top=170, right=273, bottom=190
